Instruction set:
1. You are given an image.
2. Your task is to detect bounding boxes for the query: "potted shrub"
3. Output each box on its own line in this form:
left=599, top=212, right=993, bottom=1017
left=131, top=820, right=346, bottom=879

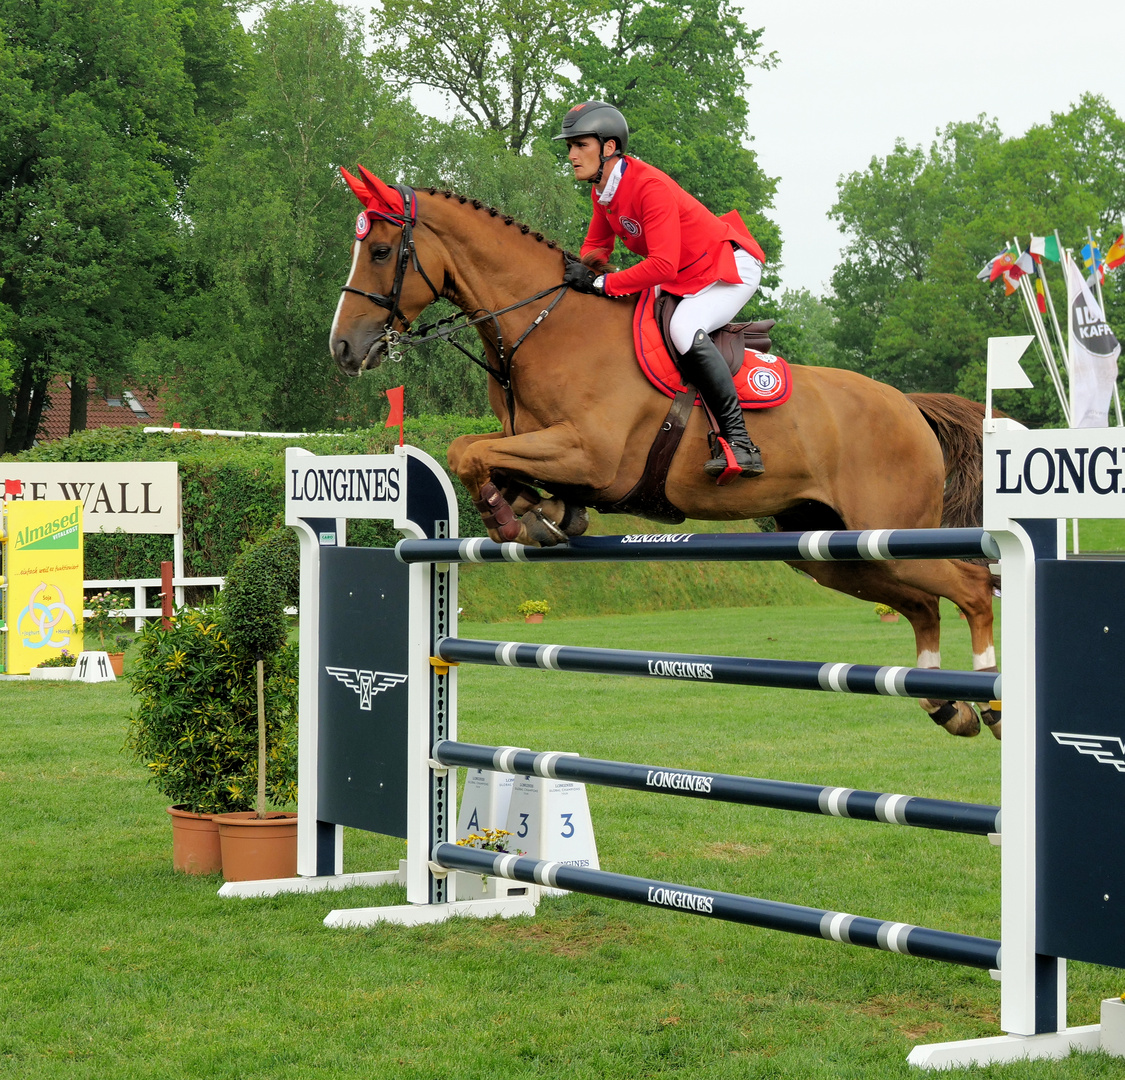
left=518, top=599, right=550, bottom=623
left=212, top=527, right=300, bottom=881
left=85, top=590, right=131, bottom=675
left=124, top=583, right=298, bottom=875
left=874, top=603, right=900, bottom=623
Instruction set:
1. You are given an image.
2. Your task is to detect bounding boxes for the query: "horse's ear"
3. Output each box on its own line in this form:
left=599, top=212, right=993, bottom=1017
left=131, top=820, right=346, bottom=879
left=356, top=164, right=405, bottom=216
left=340, top=166, right=370, bottom=206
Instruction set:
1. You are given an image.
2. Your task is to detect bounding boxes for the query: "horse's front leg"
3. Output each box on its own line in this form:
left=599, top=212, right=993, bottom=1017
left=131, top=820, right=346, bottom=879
left=451, top=425, right=610, bottom=546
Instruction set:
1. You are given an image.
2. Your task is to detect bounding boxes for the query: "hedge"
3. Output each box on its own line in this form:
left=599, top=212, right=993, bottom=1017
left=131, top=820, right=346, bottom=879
left=14, top=417, right=501, bottom=579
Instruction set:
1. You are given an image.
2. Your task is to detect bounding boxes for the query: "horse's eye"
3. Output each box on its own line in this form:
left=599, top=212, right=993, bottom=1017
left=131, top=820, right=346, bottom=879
left=371, top=244, right=393, bottom=262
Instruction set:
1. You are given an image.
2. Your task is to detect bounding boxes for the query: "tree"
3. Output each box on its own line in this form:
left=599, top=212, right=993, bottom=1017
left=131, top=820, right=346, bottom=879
left=0, top=0, right=247, bottom=454
left=565, top=0, right=778, bottom=253
left=371, top=0, right=592, bottom=154
left=827, top=96, right=1125, bottom=426
left=771, top=287, right=839, bottom=367
left=149, top=0, right=423, bottom=431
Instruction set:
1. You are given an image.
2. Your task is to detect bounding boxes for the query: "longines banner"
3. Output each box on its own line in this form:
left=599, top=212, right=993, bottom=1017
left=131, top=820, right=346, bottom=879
left=983, top=419, right=1125, bottom=527
left=3, top=500, right=85, bottom=673
left=0, top=462, right=179, bottom=534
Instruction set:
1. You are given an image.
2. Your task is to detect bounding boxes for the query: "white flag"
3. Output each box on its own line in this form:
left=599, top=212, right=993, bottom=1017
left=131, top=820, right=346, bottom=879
left=987, top=335, right=1034, bottom=390
left=1066, top=256, right=1121, bottom=428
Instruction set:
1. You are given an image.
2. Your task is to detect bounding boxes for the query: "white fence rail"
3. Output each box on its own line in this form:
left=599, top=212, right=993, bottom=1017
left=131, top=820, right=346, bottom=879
left=84, top=576, right=224, bottom=632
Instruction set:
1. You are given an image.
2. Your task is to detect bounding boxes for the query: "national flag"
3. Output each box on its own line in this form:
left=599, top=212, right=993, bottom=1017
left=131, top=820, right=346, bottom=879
left=978, top=250, right=1008, bottom=281
left=1008, top=249, right=1035, bottom=281
left=1030, top=235, right=1061, bottom=262
left=1003, top=273, right=1018, bottom=296
left=1082, top=241, right=1102, bottom=270
left=1066, top=256, right=1121, bottom=428
left=1106, top=233, right=1125, bottom=271
left=1087, top=264, right=1106, bottom=288
left=989, top=251, right=1016, bottom=282
left=385, top=385, right=404, bottom=445
left=1034, top=276, right=1047, bottom=314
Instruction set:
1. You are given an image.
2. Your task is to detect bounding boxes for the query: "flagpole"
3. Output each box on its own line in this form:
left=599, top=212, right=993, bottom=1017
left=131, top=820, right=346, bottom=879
left=1085, top=225, right=1123, bottom=426
left=1014, top=238, right=1069, bottom=423
left=1033, top=237, right=1067, bottom=365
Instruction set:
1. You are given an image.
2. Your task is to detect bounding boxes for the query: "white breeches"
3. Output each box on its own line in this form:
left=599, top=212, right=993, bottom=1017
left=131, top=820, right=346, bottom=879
left=667, top=248, right=763, bottom=354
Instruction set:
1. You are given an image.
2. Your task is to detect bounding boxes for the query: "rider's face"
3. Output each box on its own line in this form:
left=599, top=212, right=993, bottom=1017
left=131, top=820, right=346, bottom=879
left=566, top=136, right=606, bottom=182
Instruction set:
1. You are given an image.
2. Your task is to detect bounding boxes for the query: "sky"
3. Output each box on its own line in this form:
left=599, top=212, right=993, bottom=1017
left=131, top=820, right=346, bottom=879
left=744, top=1, right=1125, bottom=295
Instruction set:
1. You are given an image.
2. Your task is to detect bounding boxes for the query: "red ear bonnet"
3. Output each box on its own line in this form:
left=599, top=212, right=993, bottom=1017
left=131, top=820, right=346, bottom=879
left=340, top=165, right=406, bottom=217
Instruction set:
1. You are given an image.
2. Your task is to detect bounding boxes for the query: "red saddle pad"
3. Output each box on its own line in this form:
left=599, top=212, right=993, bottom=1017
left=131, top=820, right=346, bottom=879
left=633, top=288, right=792, bottom=408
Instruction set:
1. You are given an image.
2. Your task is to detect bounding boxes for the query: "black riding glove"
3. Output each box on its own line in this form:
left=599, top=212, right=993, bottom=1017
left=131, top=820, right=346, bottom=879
left=563, top=261, right=606, bottom=295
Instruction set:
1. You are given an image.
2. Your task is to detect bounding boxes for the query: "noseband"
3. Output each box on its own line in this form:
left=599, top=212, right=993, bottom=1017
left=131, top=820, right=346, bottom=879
left=339, top=184, right=442, bottom=366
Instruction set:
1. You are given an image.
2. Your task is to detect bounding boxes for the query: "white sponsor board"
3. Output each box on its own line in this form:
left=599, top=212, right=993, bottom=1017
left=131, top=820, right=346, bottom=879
left=285, top=451, right=403, bottom=521
left=983, top=418, right=1125, bottom=527
left=0, top=461, right=179, bottom=534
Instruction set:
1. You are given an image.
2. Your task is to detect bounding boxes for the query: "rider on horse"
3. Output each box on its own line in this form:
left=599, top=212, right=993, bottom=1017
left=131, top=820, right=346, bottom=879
left=555, top=100, right=768, bottom=481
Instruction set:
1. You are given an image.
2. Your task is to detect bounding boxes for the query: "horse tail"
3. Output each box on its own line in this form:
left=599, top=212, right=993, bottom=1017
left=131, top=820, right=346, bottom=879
left=907, top=392, right=986, bottom=529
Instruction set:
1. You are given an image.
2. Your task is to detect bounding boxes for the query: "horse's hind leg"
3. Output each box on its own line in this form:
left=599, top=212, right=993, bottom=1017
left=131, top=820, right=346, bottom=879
left=793, top=562, right=982, bottom=737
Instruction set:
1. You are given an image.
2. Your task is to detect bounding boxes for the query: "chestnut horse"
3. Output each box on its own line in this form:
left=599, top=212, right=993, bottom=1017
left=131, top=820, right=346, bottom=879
left=329, top=170, right=999, bottom=739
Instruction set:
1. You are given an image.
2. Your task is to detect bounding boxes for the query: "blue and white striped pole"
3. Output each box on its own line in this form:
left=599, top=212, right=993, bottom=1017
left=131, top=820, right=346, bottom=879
left=433, top=843, right=1001, bottom=970
left=435, top=638, right=1001, bottom=703
left=431, top=741, right=1000, bottom=836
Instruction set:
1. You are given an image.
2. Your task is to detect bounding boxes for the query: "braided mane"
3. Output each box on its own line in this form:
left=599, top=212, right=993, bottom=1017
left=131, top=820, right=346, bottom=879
left=425, top=187, right=562, bottom=250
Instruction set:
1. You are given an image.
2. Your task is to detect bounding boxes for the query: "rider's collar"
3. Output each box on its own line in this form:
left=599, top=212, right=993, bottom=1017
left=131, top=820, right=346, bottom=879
left=597, top=158, right=627, bottom=206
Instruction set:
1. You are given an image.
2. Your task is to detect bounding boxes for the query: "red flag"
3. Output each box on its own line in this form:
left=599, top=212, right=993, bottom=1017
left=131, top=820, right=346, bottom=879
left=385, top=385, right=404, bottom=446
left=990, top=251, right=1015, bottom=281
left=1034, top=277, right=1047, bottom=314
left=3, top=478, right=22, bottom=498
left=1107, top=233, right=1125, bottom=271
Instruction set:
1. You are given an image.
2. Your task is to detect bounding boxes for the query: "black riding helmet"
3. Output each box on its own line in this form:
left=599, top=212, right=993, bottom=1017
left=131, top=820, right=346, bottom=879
left=554, top=101, right=629, bottom=183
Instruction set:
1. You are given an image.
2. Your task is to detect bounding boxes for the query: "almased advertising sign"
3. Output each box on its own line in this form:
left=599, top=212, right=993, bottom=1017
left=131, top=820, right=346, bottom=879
left=3, top=501, right=85, bottom=673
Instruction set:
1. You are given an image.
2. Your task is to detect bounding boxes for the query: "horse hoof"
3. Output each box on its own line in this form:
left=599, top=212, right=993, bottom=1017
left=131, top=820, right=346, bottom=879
left=561, top=505, right=589, bottom=538
left=942, top=703, right=981, bottom=737
left=521, top=509, right=567, bottom=547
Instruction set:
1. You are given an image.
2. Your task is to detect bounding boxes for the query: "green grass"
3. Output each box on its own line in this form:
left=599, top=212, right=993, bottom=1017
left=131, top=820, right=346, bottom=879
left=1, top=602, right=1121, bottom=1078
left=1070, top=519, right=1125, bottom=553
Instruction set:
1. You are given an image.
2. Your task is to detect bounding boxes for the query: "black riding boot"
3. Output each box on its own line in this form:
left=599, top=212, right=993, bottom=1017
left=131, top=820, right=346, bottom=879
left=679, top=329, right=764, bottom=480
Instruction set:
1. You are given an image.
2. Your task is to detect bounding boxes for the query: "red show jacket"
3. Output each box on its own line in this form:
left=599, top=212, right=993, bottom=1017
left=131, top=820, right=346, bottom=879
left=579, top=156, right=767, bottom=298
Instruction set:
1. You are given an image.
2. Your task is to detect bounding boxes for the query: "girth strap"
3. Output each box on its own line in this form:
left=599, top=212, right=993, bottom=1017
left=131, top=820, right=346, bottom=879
left=592, top=388, right=695, bottom=524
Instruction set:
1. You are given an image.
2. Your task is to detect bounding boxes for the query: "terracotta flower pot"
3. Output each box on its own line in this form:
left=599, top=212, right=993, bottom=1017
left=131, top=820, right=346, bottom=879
left=524, top=613, right=544, bottom=623
left=214, top=811, right=298, bottom=882
left=167, top=805, right=223, bottom=875
left=108, top=652, right=125, bottom=676
left=879, top=613, right=900, bottom=622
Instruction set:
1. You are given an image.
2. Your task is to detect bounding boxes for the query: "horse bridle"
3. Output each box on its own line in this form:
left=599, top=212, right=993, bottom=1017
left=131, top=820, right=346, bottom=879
left=338, top=183, right=572, bottom=433
left=339, top=185, right=444, bottom=368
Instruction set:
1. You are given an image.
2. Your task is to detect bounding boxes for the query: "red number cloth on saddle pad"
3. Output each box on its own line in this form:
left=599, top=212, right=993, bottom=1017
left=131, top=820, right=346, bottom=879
left=632, top=288, right=792, bottom=409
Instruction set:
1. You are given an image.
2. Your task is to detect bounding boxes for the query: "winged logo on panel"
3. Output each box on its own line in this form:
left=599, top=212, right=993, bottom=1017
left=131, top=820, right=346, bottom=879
left=1052, top=731, right=1125, bottom=772
left=325, top=667, right=408, bottom=710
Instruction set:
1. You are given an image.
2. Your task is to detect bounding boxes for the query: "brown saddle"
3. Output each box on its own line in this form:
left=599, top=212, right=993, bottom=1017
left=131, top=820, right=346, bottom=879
left=656, top=293, right=775, bottom=372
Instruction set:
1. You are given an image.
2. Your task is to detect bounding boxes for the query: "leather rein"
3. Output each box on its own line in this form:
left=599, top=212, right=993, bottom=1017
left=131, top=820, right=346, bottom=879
left=338, top=184, right=570, bottom=434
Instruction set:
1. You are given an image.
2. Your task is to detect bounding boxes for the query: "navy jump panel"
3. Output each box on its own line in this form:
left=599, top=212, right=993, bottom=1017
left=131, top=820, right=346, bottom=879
left=1036, top=559, right=1125, bottom=969
left=318, top=546, right=410, bottom=839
